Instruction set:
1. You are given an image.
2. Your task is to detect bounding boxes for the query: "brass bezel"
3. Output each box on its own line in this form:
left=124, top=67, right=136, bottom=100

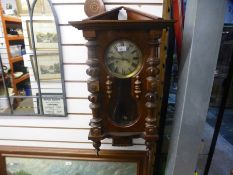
left=105, top=39, right=143, bottom=79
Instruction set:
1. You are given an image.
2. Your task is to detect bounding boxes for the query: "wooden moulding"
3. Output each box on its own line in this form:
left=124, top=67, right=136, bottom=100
left=69, top=6, right=175, bottom=31
left=0, top=146, right=148, bottom=175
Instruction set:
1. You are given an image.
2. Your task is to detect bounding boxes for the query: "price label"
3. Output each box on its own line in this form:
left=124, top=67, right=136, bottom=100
left=117, top=46, right=127, bottom=52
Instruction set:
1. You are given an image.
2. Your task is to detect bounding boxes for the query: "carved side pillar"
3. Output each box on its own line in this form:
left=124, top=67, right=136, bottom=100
left=85, top=32, right=103, bottom=155
left=145, top=31, right=161, bottom=175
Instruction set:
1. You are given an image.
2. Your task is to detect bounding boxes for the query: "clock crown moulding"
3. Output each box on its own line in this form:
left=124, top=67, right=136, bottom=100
left=69, top=7, right=175, bottom=174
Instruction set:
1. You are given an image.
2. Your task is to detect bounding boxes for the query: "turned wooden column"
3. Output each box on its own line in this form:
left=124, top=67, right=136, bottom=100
left=144, top=30, right=161, bottom=175
left=84, top=31, right=103, bottom=155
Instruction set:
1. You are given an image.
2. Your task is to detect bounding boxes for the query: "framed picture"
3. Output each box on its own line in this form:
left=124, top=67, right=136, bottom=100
left=16, top=0, right=43, bottom=15
left=6, top=157, right=137, bottom=175
left=30, top=53, right=61, bottom=81
left=1, top=147, right=147, bottom=175
left=27, top=20, right=58, bottom=50
left=37, top=93, right=65, bottom=115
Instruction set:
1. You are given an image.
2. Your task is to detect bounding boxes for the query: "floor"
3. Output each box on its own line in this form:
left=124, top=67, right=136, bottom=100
left=195, top=107, right=233, bottom=175
left=14, top=98, right=35, bottom=115
left=196, top=123, right=233, bottom=175
left=206, top=107, right=233, bottom=145
left=166, top=86, right=233, bottom=175
left=1, top=98, right=35, bottom=115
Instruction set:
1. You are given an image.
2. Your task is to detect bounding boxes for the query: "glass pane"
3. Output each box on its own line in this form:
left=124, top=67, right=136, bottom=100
left=0, top=66, right=8, bottom=97
left=6, top=157, right=137, bottom=175
left=0, top=97, right=11, bottom=114
left=12, top=97, right=40, bottom=115
left=0, top=60, right=11, bottom=114
left=0, top=0, right=66, bottom=116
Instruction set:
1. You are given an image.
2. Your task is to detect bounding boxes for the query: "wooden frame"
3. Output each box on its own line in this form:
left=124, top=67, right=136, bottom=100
left=0, top=146, right=148, bottom=175
left=27, top=20, right=58, bottom=50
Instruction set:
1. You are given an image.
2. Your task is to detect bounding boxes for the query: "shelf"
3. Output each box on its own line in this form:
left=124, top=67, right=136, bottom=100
left=3, top=15, right=21, bottom=23
left=14, top=73, right=29, bottom=84
left=11, top=56, right=23, bottom=63
left=6, top=35, right=24, bottom=41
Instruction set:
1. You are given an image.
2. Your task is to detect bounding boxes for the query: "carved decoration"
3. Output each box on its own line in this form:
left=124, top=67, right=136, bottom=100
left=105, top=76, right=112, bottom=98
left=86, top=40, right=103, bottom=155
left=144, top=34, right=160, bottom=174
left=84, top=0, right=106, bottom=17
left=134, top=75, right=141, bottom=99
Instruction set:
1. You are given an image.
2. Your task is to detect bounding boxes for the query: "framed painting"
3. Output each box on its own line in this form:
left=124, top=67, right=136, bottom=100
left=6, top=157, right=137, bottom=175
left=0, top=146, right=147, bottom=175
left=27, top=20, right=58, bottom=50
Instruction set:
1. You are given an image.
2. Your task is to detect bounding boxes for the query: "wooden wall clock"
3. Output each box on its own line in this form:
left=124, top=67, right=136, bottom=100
left=70, top=6, right=174, bottom=175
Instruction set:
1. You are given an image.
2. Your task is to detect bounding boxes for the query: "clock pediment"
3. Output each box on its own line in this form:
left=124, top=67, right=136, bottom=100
left=69, top=6, right=174, bottom=31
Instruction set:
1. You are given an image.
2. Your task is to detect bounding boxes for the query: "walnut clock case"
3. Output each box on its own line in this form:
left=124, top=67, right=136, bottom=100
left=70, top=6, right=174, bottom=174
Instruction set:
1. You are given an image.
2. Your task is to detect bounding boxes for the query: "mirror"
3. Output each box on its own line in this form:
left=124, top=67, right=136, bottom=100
left=0, top=0, right=66, bottom=116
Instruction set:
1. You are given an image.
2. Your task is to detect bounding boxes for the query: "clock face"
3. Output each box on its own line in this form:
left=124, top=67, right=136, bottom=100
left=105, top=40, right=142, bottom=78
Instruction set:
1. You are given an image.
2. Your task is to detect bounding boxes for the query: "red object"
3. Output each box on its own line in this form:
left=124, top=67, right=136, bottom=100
left=173, top=0, right=184, bottom=62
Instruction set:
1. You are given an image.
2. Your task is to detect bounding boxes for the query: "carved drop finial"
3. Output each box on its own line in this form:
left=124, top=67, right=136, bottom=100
left=134, top=75, right=141, bottom=99
left=93, top=141, right=101, bottom=156
left=105, top=76, right=112, bottom=98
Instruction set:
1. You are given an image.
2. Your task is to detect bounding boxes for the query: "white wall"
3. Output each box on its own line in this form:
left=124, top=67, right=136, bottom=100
left=0, top=0, right=163, bottom=151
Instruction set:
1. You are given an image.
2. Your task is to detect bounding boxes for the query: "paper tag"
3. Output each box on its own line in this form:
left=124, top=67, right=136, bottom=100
left=65, top=161, right=72, bottom=166
left=117, top=46, right=127, bottom=52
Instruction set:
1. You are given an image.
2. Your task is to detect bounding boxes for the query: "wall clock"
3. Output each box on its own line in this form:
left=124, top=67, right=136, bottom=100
left=70, top=6, right=174, bottom=175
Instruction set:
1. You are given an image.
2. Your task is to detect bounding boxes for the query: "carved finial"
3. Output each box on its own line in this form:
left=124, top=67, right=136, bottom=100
left=93, top=141, right=101, bottom=156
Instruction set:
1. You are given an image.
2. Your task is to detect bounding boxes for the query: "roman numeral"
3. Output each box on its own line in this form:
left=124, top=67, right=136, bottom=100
left=131, top=62, right=137, bottom=68
left=114, top=66, right=119, bottom=73
left=108, top=63, right=115, bottom=70
left=131, top=50, right=136, bottom=54
left=122, top=69, right=126, bottom=75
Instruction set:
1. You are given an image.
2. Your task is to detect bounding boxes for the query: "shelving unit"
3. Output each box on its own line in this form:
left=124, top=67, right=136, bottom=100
left=0, top=6, right=29, bottom=95
left=6, top=34, right=24, bottom=41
